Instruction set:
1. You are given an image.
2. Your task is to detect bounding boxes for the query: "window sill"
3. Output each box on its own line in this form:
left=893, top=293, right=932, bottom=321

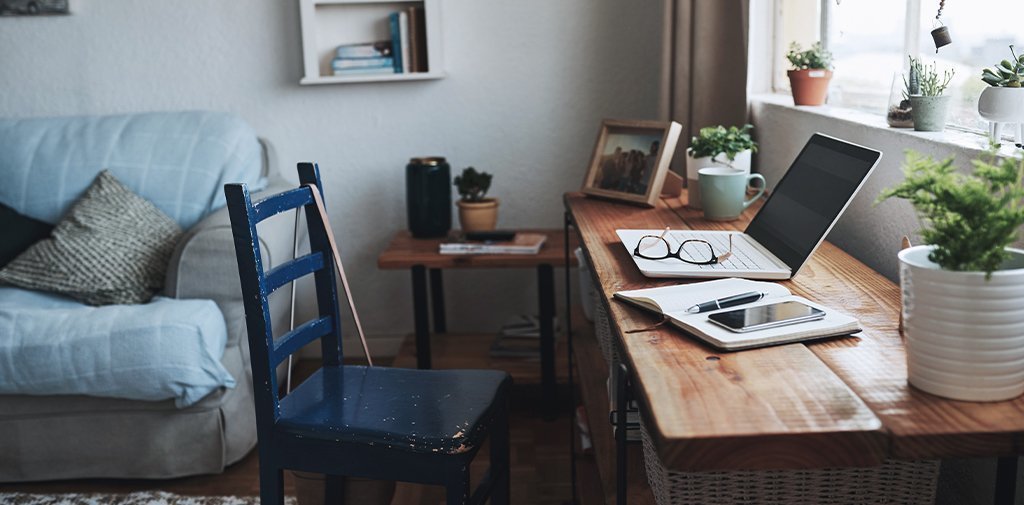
left=750, top=93, right=1020, bottom=158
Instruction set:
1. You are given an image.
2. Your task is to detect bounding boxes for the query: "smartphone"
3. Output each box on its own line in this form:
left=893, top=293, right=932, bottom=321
left=707, top=301, right=826, bottom=333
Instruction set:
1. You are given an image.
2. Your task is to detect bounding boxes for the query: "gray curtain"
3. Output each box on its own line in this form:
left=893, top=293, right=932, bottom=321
left=662, top=0, right=750, bottom=173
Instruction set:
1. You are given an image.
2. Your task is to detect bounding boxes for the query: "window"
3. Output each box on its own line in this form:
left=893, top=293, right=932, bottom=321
left=775, top=0, right=1024, bottom=134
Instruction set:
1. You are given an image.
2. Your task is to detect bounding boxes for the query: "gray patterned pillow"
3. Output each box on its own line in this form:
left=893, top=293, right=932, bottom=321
left=0, top=170, right=183, bottom=306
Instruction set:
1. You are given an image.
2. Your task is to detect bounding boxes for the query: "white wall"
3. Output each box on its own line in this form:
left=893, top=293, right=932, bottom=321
left=0, top=0, right=665, bottom=345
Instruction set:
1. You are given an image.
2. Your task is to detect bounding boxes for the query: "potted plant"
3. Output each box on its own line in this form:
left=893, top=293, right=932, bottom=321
left=979, top=45, right=1024, bottom=143
left=454, top=166, right=498, bottom=232
left=877, top=148, right=1024, bottom=401
left=908, top=57, right=955, bottom=132
left=685, top=124, right=758, bottom=209
left=886, top=56, right=920, bottom=128
left=786, top=41, right=833, bottom=106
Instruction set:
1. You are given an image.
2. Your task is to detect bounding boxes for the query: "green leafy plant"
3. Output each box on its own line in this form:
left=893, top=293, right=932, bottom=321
left=982, top=45, right=1024, bottom=87
left=687, top=124, right=758, bottom=164
left=908, top=57, right=954, bottom=96
left=785, top=42, right=833, bottom=71
left=876, top=147, right=1024, bottom=277
left=454, top=166, right=492, bottom=202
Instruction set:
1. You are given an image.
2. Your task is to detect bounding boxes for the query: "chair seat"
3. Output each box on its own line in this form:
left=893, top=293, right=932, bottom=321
left=278, top=365, right=510, bottom=455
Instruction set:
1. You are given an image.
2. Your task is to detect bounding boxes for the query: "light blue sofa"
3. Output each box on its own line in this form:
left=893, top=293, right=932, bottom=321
left=0, top=111, right=295, bottom=481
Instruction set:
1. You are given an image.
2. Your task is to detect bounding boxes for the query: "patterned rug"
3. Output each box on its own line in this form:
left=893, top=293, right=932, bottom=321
left=0, top=491, right=297, bottom=505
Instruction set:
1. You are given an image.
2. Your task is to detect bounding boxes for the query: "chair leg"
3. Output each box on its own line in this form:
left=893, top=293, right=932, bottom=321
left=325, top=474, right=345, bottom=505
left=446, top=464, right=471, bottom=505
left=258, top=464, right=285, bottom=505
left=490, top=403, right=510, bottom=505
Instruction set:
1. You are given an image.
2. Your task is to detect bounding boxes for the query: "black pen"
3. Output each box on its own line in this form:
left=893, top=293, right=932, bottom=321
left=685, top=291, right=767, bottom=314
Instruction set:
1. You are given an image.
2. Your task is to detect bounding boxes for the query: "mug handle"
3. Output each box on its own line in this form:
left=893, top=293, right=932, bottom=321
left=741, top=174, right=766, bottom=210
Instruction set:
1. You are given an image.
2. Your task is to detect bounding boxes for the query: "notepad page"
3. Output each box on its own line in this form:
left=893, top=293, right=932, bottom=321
left=615, top=278, right=791, bottom=314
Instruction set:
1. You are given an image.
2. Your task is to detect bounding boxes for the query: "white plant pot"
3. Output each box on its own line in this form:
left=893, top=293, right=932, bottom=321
left=685, top=149, right=751, bottom=210
left=978, top=87, right=1024, bottom=143
left=899, top=245, right=1024, bottom=402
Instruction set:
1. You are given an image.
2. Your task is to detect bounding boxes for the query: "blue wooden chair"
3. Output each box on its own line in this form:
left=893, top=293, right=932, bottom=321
left=224, top=162, right=511, bottom=505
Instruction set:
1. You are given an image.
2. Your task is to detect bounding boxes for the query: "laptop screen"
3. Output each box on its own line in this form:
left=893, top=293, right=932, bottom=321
left=744, top=134, right=881, bottom=275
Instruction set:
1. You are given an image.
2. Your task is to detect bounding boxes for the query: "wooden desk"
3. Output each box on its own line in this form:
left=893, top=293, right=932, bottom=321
left=565, top=191, right=1024, bottom=503
left=378, top=229, right=576, bottom=419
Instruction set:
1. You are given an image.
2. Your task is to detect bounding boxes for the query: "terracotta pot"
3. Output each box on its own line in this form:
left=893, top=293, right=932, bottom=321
left=787, top=69, right=833, bottom=106
left=457, top=198, right=499, bottom=232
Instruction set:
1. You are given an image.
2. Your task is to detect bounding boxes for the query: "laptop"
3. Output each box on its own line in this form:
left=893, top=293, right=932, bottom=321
left=616, top=133, right=882, bottom=280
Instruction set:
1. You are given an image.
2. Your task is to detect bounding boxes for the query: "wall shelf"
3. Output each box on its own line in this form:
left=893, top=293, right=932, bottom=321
left=298, top=0, right=445, bottom=85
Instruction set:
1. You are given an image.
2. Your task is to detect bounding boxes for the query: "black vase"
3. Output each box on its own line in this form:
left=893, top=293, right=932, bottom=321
left=406, top=157, right=451, bottom=238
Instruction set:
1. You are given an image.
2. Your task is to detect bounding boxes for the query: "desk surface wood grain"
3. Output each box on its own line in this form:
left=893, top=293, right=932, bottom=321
left=378, top=229, right=575, bottom=269
left=566, top=191, right=1024, bottom=472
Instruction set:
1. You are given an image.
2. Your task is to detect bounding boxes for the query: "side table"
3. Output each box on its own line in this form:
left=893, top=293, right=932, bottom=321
left=377, top=229, right=576, bottom=419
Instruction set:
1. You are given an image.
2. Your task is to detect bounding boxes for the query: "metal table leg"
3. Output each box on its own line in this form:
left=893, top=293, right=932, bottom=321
left=538, top=263, right=557, bottom=421
left=411, top=265, right=431, bottom=369
left=994, top=456, right=1018, bottom=505
left=616, top=362, right=631, bottom=505
left=430, top=268, right=446, bottom=333
left=564, top=212, right=577, bottom=504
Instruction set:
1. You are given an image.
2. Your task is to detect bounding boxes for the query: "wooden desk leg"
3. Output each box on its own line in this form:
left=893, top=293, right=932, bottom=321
left=539, top=264, right=557, bottom=421
left=994, top=456, right=1018, bottom=505
left=616, top=362, right=630, bottom=505
left=430, top=268, right=447, bottom=333
left=411, top=265, right=431, bottom=369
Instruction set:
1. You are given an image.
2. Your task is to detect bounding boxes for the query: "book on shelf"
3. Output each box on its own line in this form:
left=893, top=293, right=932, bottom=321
left=406, top=5, right=428, bottom=72
left=613, top=278, right=860, bottom=351
left=489, top=334, right=540, bottom=358
left=331, top=56, right=394, bottom=70
left=388, top=11, right=410, bottom=73
left=335, top=41, right=393, bottom=59
left=439, top=232, right=547, bottom=255
left=500, top=314, right=559, bottom=339
left=331, top=64, right=396, bottom=76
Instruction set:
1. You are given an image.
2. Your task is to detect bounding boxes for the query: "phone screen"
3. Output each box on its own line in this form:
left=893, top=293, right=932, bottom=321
left=707, top=301, right=826, bottom=333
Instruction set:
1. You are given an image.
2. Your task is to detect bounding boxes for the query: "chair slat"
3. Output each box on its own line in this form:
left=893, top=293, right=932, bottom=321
left=265, top=252, right=325, bottom=294
left=272, top=315, right=333, bottom=367
left=252, top=187, right=312, bottom=223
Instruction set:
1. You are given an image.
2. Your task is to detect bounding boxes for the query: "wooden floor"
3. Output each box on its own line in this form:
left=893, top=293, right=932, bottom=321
left=0, top=341, right=586, bottom=504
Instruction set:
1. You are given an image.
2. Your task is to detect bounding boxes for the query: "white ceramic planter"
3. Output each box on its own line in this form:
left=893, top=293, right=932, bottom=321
left=978, top=87, right=1024, bottom=143
left=899, top=245, right=1024, bottom=402
left=685, top=149, right=751, bottom=210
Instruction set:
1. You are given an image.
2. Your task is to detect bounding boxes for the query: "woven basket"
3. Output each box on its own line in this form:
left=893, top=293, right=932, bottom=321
left=640, top=420, right=939, bottom=505
left=593, top=301, right=620, bottom=365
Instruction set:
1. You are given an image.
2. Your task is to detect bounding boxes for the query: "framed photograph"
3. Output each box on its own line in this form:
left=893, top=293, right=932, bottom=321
left=581, top=119, right=682, bottom=207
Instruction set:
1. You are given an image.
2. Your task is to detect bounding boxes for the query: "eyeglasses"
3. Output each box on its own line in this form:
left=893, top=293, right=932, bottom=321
left=633, top=228, right=733, bottom=265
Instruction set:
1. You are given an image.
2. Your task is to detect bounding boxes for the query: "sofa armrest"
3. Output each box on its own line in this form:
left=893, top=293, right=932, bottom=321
left=165, top=177, right=299, bottom=313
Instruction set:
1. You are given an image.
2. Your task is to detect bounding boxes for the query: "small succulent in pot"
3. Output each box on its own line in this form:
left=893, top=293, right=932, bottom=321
left=454, top=166, right=493, bottom=202
left=982, top=45, right=1024, bottom=87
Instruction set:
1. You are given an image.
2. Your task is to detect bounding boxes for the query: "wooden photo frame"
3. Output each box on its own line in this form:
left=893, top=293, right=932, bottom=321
left=580, top=119, right=682, bottom=207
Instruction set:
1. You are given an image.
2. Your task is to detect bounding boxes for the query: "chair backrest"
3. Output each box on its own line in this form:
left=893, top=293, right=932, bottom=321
left=224, top=162, right=343, bottom=430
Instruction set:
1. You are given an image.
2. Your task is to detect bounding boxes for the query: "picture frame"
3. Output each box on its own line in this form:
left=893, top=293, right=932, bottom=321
left=581, top=119, right=682, bottom=207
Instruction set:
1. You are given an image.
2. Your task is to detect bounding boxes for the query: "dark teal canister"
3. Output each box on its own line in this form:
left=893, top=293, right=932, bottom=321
left=406, top=157, right=452, bottom=238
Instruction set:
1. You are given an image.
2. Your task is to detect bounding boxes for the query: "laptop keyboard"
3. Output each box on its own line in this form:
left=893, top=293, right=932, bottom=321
left=663, top=231, right=775, bottom=271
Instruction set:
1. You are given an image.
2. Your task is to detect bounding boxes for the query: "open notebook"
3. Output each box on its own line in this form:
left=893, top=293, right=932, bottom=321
left=613, top=278, right=860, bottom=351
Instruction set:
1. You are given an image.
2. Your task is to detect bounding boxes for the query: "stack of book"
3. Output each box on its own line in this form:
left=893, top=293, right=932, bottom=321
left=440, top=232, right=547, bottom=255
left=489, top=314, right=558, bottom=358
left=331, top=41, right=394, bottom=76
left=331, top=6, right=428, bottom=77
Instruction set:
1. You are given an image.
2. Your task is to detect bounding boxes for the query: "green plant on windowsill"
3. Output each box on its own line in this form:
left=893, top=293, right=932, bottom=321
left=785, top=42, right=833, bottom=70
left=687, top=124, right=758, bottom=166
left=982, top=45, right=1024, bottom=87
left=876, top=147, right=1024, bottom=277
left=909, top=56, right=954, bottom=97
left=454, top=166, right=492, bottom=202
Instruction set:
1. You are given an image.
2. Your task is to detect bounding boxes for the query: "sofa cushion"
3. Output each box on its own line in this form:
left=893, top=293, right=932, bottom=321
left=0, top=171, right=182, bottom=306
left=0, top=201, right=52, bottom=268
left=0, top=288, right=235, bottom=408
left=0, top=111, right=266, bottom=229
